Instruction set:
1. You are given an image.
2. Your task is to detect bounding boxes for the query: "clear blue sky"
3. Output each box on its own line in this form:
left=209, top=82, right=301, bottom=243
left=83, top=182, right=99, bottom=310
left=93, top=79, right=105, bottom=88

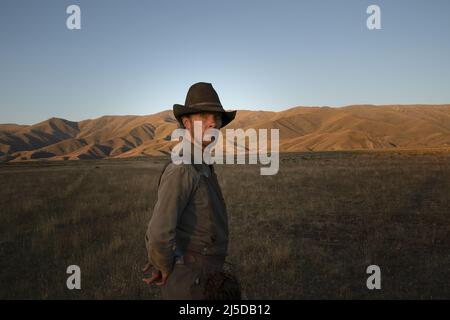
left=1, top=0, right=450, bottom=124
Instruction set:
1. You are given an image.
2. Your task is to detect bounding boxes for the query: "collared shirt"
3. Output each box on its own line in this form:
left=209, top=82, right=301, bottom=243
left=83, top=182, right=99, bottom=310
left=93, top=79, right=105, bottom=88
left=145, top=158, right=229, bottom=274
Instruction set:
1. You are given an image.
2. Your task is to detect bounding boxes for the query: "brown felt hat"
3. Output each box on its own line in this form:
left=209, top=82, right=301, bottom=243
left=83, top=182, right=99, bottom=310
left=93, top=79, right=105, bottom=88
left=173, top=82, right=237, bottom=128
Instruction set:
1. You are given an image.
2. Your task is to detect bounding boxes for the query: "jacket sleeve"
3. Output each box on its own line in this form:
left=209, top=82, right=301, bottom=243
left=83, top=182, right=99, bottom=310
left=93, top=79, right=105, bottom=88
left=145, top=163, right=198, bottom=274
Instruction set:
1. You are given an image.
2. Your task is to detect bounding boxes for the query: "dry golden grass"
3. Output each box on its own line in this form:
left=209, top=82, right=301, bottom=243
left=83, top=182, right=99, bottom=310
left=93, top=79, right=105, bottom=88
left=0, top=150, right=449, bottom=299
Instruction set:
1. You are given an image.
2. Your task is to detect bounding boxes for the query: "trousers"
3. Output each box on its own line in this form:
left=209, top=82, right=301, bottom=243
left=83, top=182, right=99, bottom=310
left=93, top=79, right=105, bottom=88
left=160, top=252, right=226, bottom=300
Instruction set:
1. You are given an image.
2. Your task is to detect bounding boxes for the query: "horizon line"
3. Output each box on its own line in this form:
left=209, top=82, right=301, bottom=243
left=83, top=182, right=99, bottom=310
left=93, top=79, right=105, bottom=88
left=2, top=103, right=450, bottom=126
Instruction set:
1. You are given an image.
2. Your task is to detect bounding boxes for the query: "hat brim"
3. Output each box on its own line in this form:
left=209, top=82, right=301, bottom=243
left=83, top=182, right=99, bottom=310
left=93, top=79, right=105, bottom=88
left=173, top=104, right=237, bottom=128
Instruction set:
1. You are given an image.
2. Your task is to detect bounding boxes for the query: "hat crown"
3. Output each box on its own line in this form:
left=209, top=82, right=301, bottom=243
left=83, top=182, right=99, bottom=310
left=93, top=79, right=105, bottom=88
left=185, top=82, right=222, bottom=107
left=173, top=82, right=237, bottom=128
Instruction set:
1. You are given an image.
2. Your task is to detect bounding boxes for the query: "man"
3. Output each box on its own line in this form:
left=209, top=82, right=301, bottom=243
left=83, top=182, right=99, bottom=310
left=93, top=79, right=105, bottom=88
left=142, top=82, right=241, bottom=299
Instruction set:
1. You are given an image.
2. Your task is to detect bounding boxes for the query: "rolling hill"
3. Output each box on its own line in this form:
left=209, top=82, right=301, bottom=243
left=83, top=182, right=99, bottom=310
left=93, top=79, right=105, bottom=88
left=1, top=104, right=450, bottom=162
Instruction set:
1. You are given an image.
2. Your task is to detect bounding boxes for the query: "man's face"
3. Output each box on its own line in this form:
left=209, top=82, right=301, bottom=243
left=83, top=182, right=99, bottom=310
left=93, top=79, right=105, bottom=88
left=182, top=112, right=222, bottom=148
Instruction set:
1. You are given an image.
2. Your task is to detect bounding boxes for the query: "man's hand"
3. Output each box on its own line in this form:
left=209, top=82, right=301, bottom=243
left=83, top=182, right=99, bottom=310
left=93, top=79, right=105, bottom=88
left=142, top=263, right=170, bottom=286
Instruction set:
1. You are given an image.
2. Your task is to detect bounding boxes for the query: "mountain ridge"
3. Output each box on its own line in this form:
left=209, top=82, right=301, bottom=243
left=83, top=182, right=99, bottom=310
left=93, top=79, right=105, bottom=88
left=1, top=104, right=450, bottom=162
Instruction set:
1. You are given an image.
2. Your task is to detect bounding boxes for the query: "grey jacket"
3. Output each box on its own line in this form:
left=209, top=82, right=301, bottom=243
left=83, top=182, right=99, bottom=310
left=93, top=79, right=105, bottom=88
left=145, top=161, right=229, bottom=273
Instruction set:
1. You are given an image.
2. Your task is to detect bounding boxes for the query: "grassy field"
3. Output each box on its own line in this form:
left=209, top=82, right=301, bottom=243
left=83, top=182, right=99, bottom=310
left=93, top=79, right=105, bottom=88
left=1, top=150, right=449, bottom=299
